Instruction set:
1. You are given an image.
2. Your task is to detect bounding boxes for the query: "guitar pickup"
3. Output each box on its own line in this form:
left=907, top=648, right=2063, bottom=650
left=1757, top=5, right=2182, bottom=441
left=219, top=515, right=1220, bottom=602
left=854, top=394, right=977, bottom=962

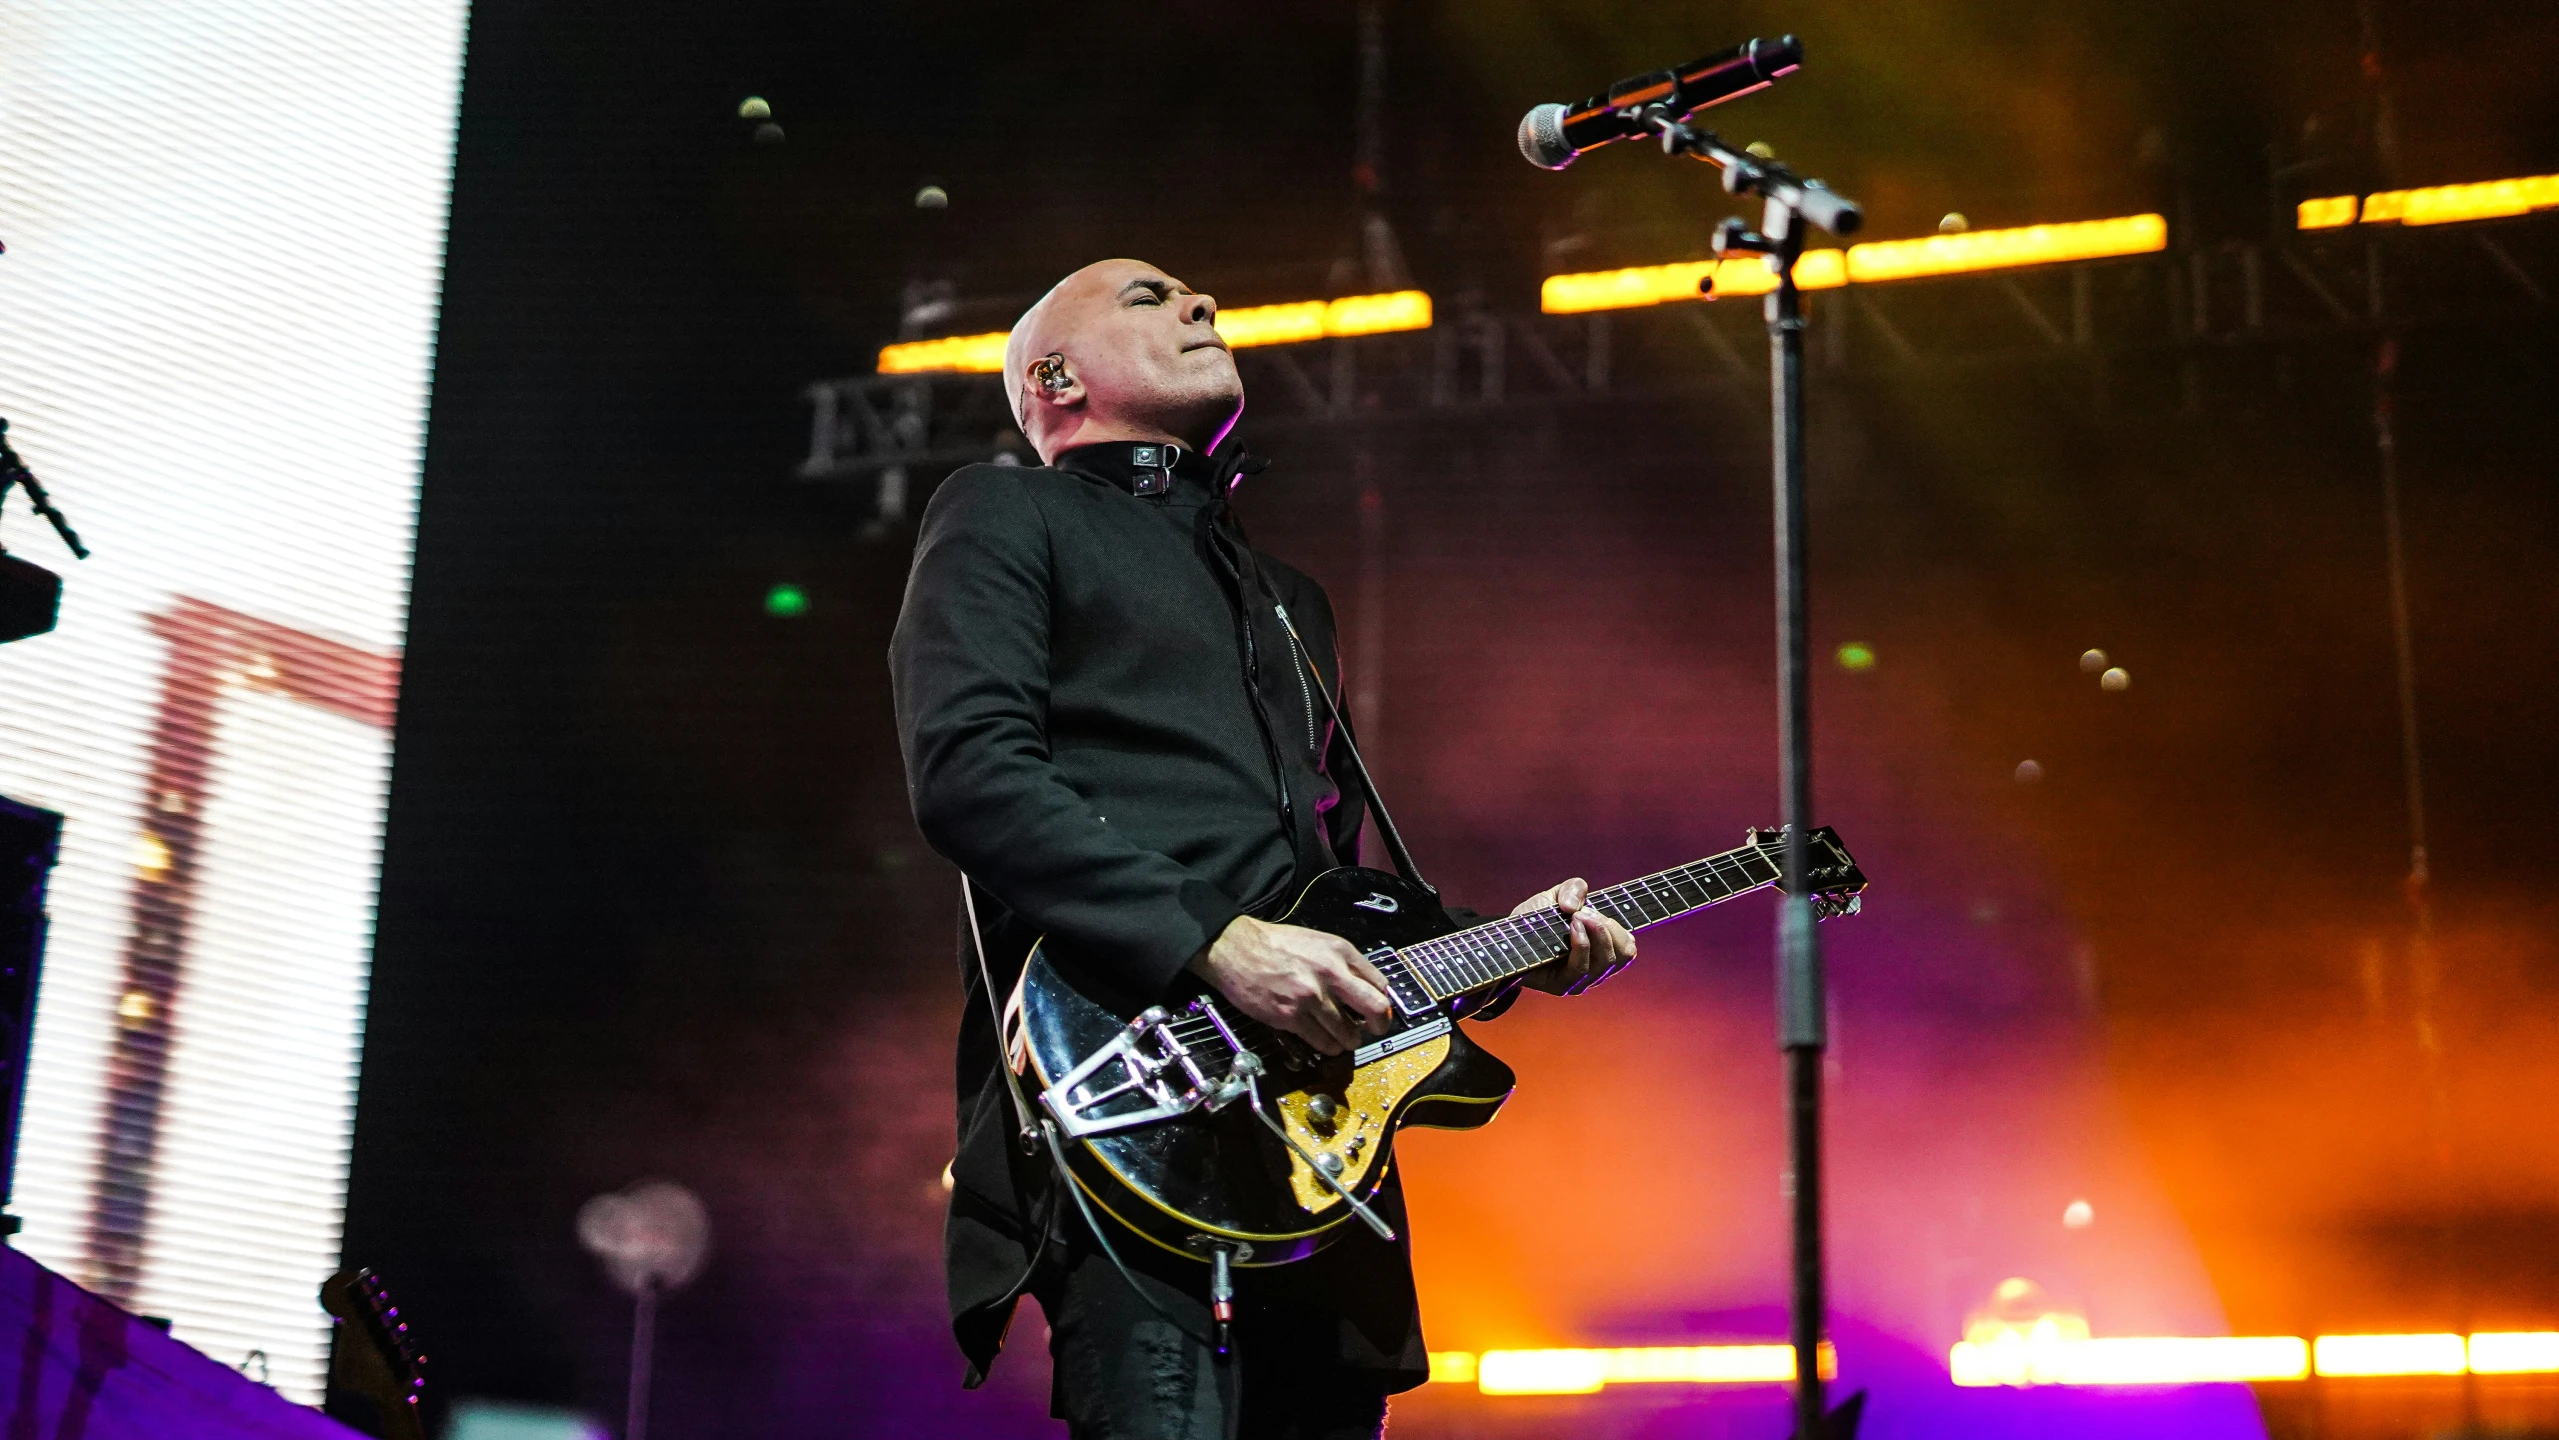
left=1352, top=1016, right=1450, bottom=1067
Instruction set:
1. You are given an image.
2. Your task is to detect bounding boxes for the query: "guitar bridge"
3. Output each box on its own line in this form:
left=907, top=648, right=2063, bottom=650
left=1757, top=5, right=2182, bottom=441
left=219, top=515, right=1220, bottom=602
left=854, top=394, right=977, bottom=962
left=1040, top=1000, right=1248, bottom=1139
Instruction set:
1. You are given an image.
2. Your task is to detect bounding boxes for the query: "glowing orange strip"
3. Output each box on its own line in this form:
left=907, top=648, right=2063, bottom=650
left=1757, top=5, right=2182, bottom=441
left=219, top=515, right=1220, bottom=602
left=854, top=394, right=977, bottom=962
left=2297, top=172, right=2559, bottom=231
left=1843, top=214, right=2167, bottom=284
left=2314, top=1333, right=2466, bottom=1377
left=1541, top=214, right=2166, bottom=314
left=877, top=332, right=1008, bottom=375
left=2364, top=174, right=2559, bottom=226
left=1427, top=1332, right=2559, bottom=1396
left=1950, top=1332, right=2559, bottom=1388
left=874, top=291, right=1434, bottom=374
left=1951, top=1335, right=2310, bottom=1387
left=1428, top=1345, right=1835, bottom=1395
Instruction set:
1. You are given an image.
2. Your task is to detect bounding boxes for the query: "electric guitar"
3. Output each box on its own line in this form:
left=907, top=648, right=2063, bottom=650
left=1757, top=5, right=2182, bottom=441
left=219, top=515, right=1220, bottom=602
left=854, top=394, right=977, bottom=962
left=1015, top=826, right=1867, bottom=1267
left=321, top=1267, right=426, bottom=1440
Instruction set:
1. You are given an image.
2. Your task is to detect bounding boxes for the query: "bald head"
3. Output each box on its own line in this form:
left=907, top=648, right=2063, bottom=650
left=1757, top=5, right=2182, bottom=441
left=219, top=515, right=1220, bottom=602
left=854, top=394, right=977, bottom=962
left=1004, top=259, right=1243, bottom=463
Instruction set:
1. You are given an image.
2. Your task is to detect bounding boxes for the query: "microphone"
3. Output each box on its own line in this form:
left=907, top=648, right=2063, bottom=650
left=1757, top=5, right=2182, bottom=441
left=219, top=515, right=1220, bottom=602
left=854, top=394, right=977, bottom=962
left=1518, top=36, right=1803, bottom=170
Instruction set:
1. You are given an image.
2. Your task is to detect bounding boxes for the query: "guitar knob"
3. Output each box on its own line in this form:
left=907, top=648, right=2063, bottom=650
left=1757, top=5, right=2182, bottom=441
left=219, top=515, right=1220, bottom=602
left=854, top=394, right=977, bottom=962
left=1315, top=1152, right=1346, bottom=1178
left=1306, top=1093, right=1341, bottom=1135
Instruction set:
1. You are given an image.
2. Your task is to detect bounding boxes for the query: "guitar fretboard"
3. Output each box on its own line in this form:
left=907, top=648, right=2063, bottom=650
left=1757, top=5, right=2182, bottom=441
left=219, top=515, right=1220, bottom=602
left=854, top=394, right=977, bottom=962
left=1394, top=843, right=1785, bottom=1002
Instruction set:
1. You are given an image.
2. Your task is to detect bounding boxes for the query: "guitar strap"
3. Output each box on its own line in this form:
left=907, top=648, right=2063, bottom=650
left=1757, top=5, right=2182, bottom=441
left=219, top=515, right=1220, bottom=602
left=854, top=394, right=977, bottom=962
left=1271, top=603, right=1430, bottom=895
left=959, top=873, right=1037, bottom=1147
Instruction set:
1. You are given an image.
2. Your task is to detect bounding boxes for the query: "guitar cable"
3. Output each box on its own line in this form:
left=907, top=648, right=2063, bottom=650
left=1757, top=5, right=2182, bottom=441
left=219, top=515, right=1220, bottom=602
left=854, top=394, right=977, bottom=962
left=1036, top=1116, right=1224, bottom=1351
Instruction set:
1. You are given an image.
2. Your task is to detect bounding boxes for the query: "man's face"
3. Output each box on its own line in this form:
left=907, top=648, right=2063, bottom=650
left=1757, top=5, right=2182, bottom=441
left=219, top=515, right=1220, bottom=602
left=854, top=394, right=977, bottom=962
left=1036, top=260, right=1243, bottom=450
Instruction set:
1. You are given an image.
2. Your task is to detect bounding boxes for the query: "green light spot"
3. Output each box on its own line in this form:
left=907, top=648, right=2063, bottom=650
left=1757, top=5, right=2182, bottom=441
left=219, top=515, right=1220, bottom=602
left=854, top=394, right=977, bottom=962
left=1836, top=642, right=1876, bottom=672
left=764, top=583, right=809, bottom=618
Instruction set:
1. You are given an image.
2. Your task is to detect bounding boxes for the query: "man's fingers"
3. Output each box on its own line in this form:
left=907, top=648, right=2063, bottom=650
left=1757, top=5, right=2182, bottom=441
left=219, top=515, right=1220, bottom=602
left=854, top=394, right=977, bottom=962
left=1338, top=951, right=1396, bottom=1031
left=1592, top=919, right=1637, bottom=988
left=1556, top=877, right=1590, bottom=913
left=1293, top=999, right=1353, bottom=1054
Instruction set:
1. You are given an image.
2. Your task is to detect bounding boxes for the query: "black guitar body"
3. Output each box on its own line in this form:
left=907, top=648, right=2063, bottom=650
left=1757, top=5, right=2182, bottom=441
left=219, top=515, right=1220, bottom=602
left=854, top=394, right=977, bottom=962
left=1017, top=865, right=1516, bottom=1266
left=1014, top=827, right=1868, bottom=1269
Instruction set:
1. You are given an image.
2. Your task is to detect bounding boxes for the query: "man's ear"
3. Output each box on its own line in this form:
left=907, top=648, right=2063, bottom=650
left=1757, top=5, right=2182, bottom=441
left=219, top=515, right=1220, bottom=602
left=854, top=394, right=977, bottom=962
left=1019, top=353, right=1084, bottom=433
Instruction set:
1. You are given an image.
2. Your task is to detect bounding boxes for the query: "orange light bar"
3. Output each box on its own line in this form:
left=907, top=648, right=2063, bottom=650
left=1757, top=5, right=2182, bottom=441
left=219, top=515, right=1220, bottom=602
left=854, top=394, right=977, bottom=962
left=2362, top=174, right=2559, bottom=227
left=1952, top=1335, right=2310, bottom=1387
left=1441, top=1344, right=1834, bottom=1396
left=1539, top=251, right=1848, bottom=314
left=1541, top=214, right=2166, bottom=314
left=2299, top=172, right=2559, bottom=231
left=1307, top=289, right=1434, bottom=338
left=1435, top=1331, right=2559, bottom=1398
left=877, top=331, right=1010, bottom=375
left=1950, top=1331, right=2559, bottom=1388
left=875, top=291, right=1434, bottom=373
left=2314, top=1333, right=2468, bottom=1377
left=1427, top=1351, right=1478, bottom=1385
left=1216, top=289, right=1435, bottom=346
left=1843, top=214, right=2167, bottom=285
left=2470, top=1332, right=2559, bottom=1374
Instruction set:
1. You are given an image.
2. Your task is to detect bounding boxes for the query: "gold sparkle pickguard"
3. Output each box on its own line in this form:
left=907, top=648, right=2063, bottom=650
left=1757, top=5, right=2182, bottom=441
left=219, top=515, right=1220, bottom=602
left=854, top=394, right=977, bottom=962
left=1273, top=1033, right=1450, bottom=1212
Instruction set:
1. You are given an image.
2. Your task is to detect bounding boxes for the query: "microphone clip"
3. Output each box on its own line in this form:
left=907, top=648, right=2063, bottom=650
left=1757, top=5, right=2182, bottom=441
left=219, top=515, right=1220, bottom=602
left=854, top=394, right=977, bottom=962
left=1637, top=108, right=1863, bottom=247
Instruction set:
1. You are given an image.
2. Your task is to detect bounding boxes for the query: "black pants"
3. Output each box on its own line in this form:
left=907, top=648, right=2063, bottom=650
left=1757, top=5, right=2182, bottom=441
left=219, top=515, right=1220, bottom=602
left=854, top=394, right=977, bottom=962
left=1035, top=1235, right=1397, bottom=1440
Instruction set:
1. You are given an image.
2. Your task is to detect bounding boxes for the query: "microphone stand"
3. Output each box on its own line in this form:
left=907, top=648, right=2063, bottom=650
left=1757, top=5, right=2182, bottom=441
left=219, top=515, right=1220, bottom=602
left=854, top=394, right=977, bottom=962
left=0, top=419, right=91, bottom=561
left=1638, top=107, right=1863, bottom=1440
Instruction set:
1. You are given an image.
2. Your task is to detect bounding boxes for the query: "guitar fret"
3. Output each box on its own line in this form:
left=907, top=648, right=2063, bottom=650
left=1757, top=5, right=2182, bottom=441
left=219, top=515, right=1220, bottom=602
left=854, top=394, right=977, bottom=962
left=1398, top=840, right=1803, bottom=1000
left=1658, top=868, right=1712, bottom=910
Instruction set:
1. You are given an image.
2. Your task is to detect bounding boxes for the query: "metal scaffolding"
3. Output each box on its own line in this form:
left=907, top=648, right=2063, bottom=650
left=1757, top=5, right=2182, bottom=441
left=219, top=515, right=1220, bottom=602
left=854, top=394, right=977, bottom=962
left=798, top=213, right=2558, bottom=498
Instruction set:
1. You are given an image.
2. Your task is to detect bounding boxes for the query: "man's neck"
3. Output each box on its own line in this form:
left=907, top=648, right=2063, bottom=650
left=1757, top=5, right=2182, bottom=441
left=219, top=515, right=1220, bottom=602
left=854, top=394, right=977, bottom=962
left=1040, top=409, right=1236, bottom=463
left=1053, top=420, right=1197, bottom=455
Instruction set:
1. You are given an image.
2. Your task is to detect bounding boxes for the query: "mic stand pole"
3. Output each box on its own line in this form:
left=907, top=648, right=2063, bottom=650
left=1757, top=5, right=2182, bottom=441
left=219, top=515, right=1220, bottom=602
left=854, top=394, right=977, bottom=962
left=1641, top=108, right=1862, bottom=1440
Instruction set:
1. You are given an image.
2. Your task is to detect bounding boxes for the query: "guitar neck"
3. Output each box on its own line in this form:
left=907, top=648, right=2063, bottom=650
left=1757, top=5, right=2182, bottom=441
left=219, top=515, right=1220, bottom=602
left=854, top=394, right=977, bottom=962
left=1395, top=842, right=1783, bottom=1003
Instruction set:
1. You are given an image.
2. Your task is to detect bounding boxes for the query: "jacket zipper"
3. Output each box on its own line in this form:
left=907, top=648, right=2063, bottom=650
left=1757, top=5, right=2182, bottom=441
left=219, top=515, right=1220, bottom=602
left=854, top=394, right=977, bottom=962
left=1207, top=521, right=1297, bottom=856
left=1274, top=604, right=1319, bottom=755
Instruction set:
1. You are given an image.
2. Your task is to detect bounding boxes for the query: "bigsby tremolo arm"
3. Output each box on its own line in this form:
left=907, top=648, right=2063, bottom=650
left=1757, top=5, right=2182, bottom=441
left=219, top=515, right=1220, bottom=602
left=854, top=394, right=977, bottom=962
left=1040, top=999, right=1254, bottom=1139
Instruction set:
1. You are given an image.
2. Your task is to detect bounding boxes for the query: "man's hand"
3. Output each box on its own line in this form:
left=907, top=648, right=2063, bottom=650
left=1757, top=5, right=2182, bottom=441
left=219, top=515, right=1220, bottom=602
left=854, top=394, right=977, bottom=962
left=1513, top=878, right=1638, bottom=995
left=1190, top=915, right=1395, bottom=1055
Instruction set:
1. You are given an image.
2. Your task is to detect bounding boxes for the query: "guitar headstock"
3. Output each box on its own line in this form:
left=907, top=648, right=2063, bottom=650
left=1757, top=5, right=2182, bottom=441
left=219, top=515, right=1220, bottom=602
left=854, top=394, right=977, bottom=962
left=1747, top=825, right=1870, bottom=921
left=322, top=1267, right=425, bottom=1440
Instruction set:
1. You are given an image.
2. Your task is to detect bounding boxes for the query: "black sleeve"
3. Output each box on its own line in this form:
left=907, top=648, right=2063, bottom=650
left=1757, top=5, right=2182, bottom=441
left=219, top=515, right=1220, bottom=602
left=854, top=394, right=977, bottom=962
left=889, top=469, right=1245, bottom=999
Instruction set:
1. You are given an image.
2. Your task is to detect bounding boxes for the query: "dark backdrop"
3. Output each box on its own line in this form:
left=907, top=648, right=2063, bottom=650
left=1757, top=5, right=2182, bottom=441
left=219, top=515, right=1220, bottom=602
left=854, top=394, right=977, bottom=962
left=342, top=1, right=2559, bottom=1435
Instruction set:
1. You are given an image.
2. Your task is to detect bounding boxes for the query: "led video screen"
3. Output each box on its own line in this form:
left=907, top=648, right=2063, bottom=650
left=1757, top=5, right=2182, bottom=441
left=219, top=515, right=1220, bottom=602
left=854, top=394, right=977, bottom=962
left=0, top=0, right=467, bottom=1403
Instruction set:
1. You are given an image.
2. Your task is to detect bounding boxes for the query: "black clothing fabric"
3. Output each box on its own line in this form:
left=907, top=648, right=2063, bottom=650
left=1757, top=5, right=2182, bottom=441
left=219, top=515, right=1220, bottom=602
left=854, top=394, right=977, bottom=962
left=888, top=441, right=1431, bottom=1396
left=1038, top=1198, right=1404, bottom=1440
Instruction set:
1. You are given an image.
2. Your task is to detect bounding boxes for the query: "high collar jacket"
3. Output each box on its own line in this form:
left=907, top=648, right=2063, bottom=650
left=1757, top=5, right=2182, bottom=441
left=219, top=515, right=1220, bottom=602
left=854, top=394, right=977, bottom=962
left=888, top=442, right=1427, bottom=1387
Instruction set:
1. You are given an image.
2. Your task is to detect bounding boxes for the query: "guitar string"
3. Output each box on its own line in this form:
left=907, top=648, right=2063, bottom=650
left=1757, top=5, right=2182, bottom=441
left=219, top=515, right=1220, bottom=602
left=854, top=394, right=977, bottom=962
left=1154, top=850, right=1793, bottom=1044
left=1135, top=841, right=1851, bottom=1053
left=1140, top=849, right=1835, bottom=1055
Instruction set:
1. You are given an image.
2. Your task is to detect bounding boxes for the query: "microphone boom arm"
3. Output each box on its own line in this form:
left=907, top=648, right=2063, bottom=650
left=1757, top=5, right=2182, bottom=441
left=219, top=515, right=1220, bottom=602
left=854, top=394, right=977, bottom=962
left=1641, top=109, right=1864, bottom=244
left=0, top=420, right=90, bottom=561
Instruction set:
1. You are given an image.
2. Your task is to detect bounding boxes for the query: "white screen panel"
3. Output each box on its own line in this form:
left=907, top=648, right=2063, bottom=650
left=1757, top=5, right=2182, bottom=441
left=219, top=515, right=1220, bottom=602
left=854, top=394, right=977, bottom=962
left=135, top=687, right=392, bottom=1402
left=0, top=0, right=467, bottom=1402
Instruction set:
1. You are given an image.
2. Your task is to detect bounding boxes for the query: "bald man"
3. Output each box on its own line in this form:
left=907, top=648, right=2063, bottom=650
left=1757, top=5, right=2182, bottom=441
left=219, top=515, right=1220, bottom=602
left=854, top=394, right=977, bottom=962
left=890, top=260, right=1633, bottom=1440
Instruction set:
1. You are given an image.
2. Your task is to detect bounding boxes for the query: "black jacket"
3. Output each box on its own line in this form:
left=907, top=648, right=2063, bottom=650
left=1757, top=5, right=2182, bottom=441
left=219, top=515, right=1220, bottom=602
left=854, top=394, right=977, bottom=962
left=888, top=441, right=1426, bottom=1386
